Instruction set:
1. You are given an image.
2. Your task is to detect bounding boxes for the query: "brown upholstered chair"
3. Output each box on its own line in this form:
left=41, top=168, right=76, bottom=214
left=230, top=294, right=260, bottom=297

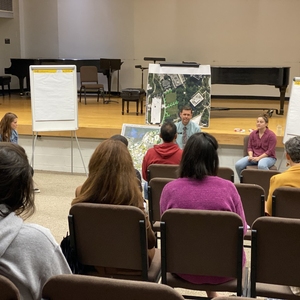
left=79, top=66, right=105, bottom=104
left=148, top=177, right=174, bottom=232
left=42, top=275, right=184, bottom=300
left=243, top=135, right=277, bottom=170
left=161, top=209, right=247, bottom=296
left=68, top=203, right=161, bottom=282
left=235, top=183, right=265, bottom=242
left=240, top=169, right=280, bottom=195
left=250, top=216, right=300, bottom=298
left=0, top=275, right=20, bottom=300
left=147, top=164, right=179, bottom=182
left=272, top=186, right=300, bottom=218
left=217, top=167, right=234, bottom=182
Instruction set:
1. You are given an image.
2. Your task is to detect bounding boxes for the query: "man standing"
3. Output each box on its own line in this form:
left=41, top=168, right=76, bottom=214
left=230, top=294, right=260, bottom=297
left=176, top=105, right=201, bottom=149
left=142, top=121, right=183, bottom=181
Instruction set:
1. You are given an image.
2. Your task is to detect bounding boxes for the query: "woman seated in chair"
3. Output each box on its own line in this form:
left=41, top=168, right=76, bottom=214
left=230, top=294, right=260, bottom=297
left=235, top=113, right=277, bottom=178
left=160, top=132, right=247, bottom=298
left=73, top=139, right=156, bottom=274
left=0, top=143, right=71, bottom=300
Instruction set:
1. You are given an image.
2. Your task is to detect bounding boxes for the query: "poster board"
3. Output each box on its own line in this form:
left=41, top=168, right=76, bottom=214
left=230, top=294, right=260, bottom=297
left=30, top=65, right=78, bottom=132
left=146, top=64, right=211, bottom=127
left=283, top=77, right=300, bottom=143
left=121, top=123, right=160, bottom=172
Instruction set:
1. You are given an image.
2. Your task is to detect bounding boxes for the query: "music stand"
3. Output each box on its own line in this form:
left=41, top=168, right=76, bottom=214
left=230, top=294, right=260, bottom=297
left=100, top=58, right=122, bottom=103
left=135, top=65, right=148, bottom=89
left=144, top=57, right=166, bottom=64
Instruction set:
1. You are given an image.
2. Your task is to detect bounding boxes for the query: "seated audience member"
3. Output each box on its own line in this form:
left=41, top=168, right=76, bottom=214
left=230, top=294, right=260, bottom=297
left=266, top=136, right=300, bottom=215
left=142, top=121, right=183, bottom=181
left=73, top=139, right=156, bottom=274
left=175, top=105, right=200, bottom=149
left=235, top=114, right=277, bottom=178
left=0, top=143, right=71, bottom=300
left=160, top=132, right=247, bottom=298
left=0, top=112, right=18, bottom=143
left=75, top=134, right=142, bottom=196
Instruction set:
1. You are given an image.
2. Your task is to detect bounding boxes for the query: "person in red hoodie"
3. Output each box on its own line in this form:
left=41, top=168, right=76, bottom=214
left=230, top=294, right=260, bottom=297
left=142, top=121, right=183, bottom=181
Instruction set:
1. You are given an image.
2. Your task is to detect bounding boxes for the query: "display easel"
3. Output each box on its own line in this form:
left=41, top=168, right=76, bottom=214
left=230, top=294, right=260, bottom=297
left=29, top=65, right=87, bottom=175
left=100, top=58, right=122, bottom=103
left=31, top=131, right=87, bottom=175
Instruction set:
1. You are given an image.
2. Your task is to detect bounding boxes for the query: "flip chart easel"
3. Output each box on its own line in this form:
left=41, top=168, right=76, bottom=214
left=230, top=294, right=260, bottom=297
left=278, top=77, right=300, bottom=169
left=30, top=65, right=87, bottom=175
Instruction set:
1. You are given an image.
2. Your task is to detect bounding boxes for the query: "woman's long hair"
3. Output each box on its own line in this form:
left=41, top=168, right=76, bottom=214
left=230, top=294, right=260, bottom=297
left=0, top=143, right=35, bottom=219
left=179, top=132, right=219, bottom=180
left=72, top=140, right=142, bottom=207
left=0, top=112, right=17, bottom=142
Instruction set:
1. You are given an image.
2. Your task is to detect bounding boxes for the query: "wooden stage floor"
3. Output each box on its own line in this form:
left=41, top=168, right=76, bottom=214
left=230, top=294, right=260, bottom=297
left=0, top=94, right=288, bottom=148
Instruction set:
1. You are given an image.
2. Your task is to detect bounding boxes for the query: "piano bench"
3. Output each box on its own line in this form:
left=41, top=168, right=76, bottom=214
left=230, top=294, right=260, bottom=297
left=121, top=88, right=145, bottom=115
left=0, top=75, right=11, bottom=96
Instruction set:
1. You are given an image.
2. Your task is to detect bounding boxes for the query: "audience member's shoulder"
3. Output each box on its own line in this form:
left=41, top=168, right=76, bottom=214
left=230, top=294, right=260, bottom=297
left=21, top=223, right=58, bottom=246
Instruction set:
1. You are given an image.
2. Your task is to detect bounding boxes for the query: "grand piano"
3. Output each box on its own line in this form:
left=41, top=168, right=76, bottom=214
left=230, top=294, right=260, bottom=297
left=4, top=58, right=122, bottom=97
left=211, top=66, right=290, bottom=115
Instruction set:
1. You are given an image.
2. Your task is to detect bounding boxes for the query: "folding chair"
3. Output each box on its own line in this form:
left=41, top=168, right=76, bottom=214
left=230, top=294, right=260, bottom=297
left=148, top=177, right=174, bottom=232
left=250, top=216, right=300, bottom=299
left=217, top=167, right=234, bottom=182
left=161, top=209, right=248, bottom=297
left=240, top=169, right=280, bottom=195
left=68, top=203, right=161, bottom=282
left=272, top=186, right=300, bottom=218
left=147, top=164, right=179, bottom=183
left=43, top=274, right=185, bottom=300
left=79, top=66, right=105, bottom=104
left=0, top=275, right=20, bottom=300
left=235, top=183, right=265, bottom=242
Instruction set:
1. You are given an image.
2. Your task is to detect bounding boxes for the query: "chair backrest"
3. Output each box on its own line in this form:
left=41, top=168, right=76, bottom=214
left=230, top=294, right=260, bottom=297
left=148, top=177, right=174, bottom=225
left=147, top=164, right=179, bottom=182
left=217, top=167, right=234, bottom=182
left=161, top=209, right=244, bottom=289
left=272, top=186, right=300, bottom=218
left=240, top=169, right=280, bottom=195
left=235, top=183, right=265, bottom=226
left=42, top=275, right=185, bottom=300
left=80, top=66, right=98, bottom=83
left=251, top=216, right=300, bottom=297
left=243, top=135, right=250, bottom=157
left=68, top=203, right=148, bottom=278
left=0, top=275, right=20, bottom=300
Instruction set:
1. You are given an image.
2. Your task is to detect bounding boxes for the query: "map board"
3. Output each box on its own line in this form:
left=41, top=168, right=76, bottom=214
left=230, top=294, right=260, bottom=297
left=146, top=64, right=211, bottom=127
left=283, top=77, right=300, bottom=144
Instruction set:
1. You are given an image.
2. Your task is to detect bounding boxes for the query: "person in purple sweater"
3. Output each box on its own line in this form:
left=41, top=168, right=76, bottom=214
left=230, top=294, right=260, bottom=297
left=160, top=132, right=247, bottom=298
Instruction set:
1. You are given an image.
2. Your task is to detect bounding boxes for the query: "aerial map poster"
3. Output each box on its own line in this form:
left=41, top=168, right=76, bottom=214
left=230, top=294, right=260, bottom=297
left=146, top=64, right=211, bottom=127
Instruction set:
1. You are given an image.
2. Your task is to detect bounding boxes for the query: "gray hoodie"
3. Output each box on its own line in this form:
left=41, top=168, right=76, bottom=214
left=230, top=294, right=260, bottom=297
left=0, top=205, right=71, bottom=300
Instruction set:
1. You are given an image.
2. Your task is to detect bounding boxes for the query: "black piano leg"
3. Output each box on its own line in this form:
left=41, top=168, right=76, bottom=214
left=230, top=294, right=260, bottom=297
left=278, top=87, right=286, bottom=115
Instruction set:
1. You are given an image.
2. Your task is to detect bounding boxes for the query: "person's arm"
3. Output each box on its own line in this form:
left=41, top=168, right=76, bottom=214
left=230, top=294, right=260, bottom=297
left=141, top=154, right=148, bottom=181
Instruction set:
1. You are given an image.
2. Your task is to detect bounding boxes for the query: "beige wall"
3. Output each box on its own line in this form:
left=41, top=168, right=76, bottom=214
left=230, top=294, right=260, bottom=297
left=1, top=0, right=300, bottom=94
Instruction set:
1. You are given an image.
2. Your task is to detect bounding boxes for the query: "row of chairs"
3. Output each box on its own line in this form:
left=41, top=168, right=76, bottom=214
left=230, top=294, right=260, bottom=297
left=147, top=163, right=280, bottom=194
left=2, top=204, right=299, bottom=299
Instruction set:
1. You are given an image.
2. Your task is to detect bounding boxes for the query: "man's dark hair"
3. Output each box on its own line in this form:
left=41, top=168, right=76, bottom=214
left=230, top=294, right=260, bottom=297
left=180, top=105, right=193, bottom=113
left=109, top=134, right=129, bottom=147
left=179, top=132, right=219, bottom=180
left=160, top=121, right=177, bottom=143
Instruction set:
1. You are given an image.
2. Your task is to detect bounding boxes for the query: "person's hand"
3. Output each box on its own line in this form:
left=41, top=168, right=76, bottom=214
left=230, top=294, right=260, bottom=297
left=251, top=157, right=260, bottom=162
left=248, top=156, right=253, bottom=161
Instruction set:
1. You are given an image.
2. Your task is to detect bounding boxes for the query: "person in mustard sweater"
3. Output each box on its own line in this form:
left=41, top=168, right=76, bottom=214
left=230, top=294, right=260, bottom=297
left=266, top=136, right=300, bottom=215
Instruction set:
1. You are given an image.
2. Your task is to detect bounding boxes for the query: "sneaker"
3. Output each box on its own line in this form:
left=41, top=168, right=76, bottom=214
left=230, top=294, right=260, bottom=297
left=34, top=188, right=40, bottom=193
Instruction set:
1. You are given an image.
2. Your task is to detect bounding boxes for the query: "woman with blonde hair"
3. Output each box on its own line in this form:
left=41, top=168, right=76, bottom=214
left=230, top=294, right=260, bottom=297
left=73, top=139, right=156, bottom=272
